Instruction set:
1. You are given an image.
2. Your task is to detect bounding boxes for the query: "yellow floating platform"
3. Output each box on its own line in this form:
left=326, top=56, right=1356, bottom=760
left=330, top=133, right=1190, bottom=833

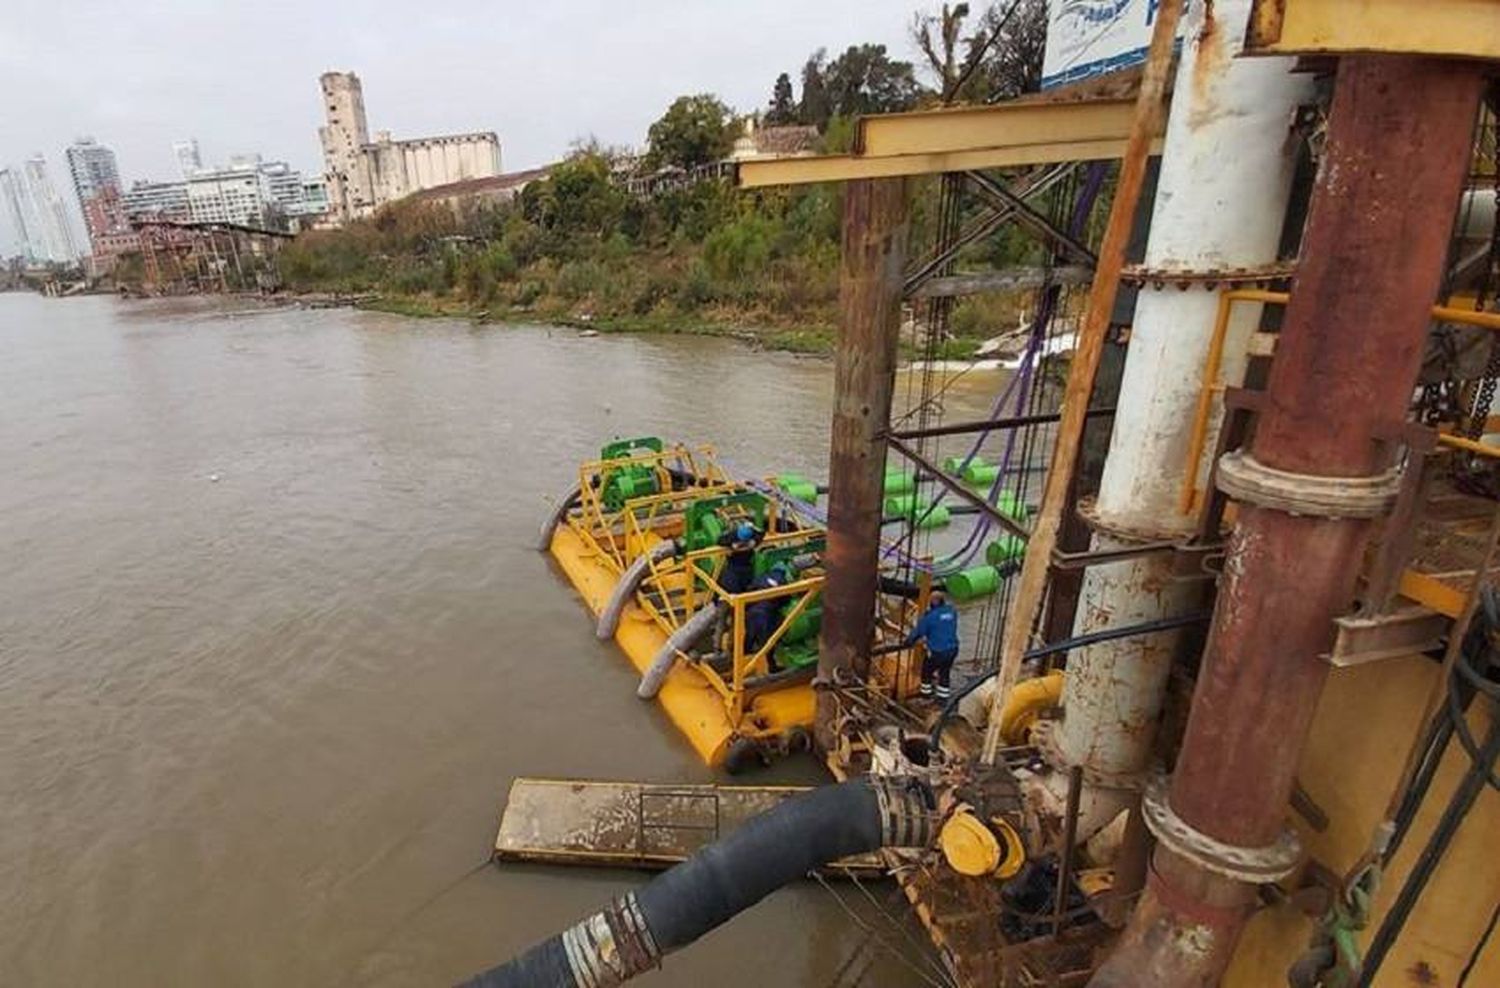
left=548, top=523, right=815, bottom=767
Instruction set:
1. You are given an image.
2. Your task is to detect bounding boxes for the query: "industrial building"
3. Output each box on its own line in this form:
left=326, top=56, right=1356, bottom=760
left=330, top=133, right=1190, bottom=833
left=317, top=70, right=501, bottom=223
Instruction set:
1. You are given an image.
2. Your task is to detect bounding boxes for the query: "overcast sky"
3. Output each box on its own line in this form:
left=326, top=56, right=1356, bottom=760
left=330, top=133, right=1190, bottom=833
left=3, top=0, right=924, bottom=223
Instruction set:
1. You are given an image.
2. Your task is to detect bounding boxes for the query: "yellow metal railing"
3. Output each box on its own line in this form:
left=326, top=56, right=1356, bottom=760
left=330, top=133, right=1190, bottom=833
left=1180, top=290, right=1500, bottom=514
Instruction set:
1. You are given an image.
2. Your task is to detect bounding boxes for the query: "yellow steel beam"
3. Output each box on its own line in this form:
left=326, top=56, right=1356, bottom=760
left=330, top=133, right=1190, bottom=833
left=738, top=98, right=1161, bottom=188
left=1247, top=0, right=1500, bottom=60
left=855, top=98, right=1141, bottom=157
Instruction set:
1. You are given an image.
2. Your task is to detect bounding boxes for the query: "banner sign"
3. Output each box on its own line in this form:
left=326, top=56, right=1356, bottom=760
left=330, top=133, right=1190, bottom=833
left=1041, top=0, right=1180, bottom=90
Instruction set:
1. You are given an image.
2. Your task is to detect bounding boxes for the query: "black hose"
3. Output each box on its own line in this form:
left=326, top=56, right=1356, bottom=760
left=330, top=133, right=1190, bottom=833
left=459, top=779, right=934, bottom=988
left=1357, top=588, right=1500, bottom=987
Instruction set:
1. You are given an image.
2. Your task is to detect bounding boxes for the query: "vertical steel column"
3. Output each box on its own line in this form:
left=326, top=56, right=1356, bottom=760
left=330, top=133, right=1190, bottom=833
left=816, top=177, right=909, bottom=751
left=1092, top=57, right=1487, bottom=987
left=1050, top=0, right=1312, bottom=788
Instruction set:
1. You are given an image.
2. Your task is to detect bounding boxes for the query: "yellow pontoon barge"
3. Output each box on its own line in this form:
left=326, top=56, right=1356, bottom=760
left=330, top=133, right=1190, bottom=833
left=541, top=438, right=921, bottom=770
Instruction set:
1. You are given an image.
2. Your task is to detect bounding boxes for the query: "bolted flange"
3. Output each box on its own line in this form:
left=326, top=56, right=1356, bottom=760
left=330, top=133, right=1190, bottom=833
left=1215, top=449, right=1402, bottom=519
left=1141, top=777, right=1302, bottom=885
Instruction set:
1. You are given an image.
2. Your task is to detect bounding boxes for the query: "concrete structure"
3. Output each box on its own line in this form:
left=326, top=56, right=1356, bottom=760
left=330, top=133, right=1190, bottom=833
left=0, top=168, right=34, bottom=259
left=121, top=179, right=191, bottom=222
left=318, top=71, right=501, bottom=223
left=406, top=166, right=548, bottom=215
left=173, top=139, right=202, bottom=178
left=186, top=164, right=274, bottom=226
left=20, top=155, right=79, bottom=263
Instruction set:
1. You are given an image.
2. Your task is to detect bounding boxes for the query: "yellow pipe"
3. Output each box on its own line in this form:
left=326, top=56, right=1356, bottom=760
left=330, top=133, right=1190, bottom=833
left=1438, top=432, right=1500, bottom=459
left=1179, top=291, right=1238, bottom=515
left=998, top=670, right=1066, bottom=746
left=1179, top=290, right=1500, bottom=512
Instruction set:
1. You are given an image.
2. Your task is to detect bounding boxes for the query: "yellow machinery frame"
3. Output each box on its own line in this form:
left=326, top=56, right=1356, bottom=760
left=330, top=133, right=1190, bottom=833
left=1179, top=288, right=1500, bottom=618
left=1246, top=0, right=1500, bottom=61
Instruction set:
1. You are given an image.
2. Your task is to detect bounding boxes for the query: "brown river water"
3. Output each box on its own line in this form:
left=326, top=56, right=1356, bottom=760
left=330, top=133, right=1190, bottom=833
left=0, top=292, right=1002, bottom=987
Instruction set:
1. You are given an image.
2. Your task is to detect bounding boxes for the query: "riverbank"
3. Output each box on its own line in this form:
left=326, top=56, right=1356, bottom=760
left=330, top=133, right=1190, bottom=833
left=347, top=291, right=992, bottom=359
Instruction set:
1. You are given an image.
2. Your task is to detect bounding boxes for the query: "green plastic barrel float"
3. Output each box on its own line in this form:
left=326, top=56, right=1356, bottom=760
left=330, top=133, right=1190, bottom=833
left=913, top=502, right=951, bottom=529
left=946, top=564, right=1002, bottom=601
left=884, top=493, right=920, bottom=517
left=774, top=473, right=818, bottom=504
left=986, top=535, right=1026, bottom=564
left=963, top=463, right=1000, bottom=487
left=884, top=469, right=915, bottom=496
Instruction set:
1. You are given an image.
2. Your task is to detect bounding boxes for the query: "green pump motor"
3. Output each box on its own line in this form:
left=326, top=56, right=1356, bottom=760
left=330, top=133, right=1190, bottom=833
left=598, top=437, right=664, bottom=512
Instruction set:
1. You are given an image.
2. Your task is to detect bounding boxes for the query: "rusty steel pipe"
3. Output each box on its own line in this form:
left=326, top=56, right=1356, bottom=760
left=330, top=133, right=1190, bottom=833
left=1092, top=56, right=1488, bottom=987
left=815, top=177, right=909, bottom=752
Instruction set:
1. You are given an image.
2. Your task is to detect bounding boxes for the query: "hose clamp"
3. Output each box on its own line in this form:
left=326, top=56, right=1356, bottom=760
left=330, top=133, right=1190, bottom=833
left=1142, top=777, right=1302, bottom=884
left=561, top=893, right=660, bottom=988
left=1216, top=450, right=1401, bottom=519
left=872, top=778, right=937, bottom=849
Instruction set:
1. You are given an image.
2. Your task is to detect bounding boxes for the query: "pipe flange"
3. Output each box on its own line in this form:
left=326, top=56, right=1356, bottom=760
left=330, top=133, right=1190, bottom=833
left=1142, top=777, right=1302, bottom=884
left=1076, top=496, right=1196, bottom=544
left=1121, top=262, right=1297, bottom=290
left=1215, top=450, right=1401, bottom=519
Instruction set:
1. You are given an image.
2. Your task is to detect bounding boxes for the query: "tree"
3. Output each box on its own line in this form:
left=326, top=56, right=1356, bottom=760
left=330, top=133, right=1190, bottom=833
left=916, top=1, right=1048, bottom=105
left=767, top=72, right=797, bottom=125
left=823, top=44, right=924, bottom=119
left=798, top=50, right=831, bottom=130
left=520, top=151, right=625, bottom=241
left=976, top=0, right=1048, bottom=102
left=645, top=94, right=736, bottom=171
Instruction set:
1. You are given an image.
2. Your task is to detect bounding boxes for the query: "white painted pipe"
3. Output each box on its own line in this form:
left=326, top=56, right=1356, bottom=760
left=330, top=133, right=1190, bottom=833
left=1050, top=0, right=1314, bottom=781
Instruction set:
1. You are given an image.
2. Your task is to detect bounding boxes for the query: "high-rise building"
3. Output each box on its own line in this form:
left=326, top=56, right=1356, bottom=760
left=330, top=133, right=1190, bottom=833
left=173, top=139, right=202, bottom=178
left=186, top=165, right=274, bottom=226
left=0, top=168, right=34, bottom=259
left=65, top=137, right=137, bottom=265
left=21, top=154, right=79, bottom=263
left=121, top=179, right=191, bottom=222
left=65, top=137, right=120, bottom=203
left=317, top=70, right=500, bottom=224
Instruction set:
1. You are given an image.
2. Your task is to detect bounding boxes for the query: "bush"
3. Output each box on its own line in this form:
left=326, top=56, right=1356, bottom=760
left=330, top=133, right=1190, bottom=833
left=703, top=214, right=775, bottom=281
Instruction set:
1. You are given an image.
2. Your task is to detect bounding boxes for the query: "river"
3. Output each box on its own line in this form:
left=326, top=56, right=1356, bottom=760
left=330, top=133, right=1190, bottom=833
left=0, top=292, right=1003, bottom=987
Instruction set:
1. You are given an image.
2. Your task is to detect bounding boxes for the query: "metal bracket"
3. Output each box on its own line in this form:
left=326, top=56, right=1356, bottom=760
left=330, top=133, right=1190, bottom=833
left=1142, top=777, right=1303, bottom=884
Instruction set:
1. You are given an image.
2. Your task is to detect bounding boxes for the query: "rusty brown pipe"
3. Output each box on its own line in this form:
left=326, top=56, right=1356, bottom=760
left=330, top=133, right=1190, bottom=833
left=1091, top=56, right=1489, bottom=986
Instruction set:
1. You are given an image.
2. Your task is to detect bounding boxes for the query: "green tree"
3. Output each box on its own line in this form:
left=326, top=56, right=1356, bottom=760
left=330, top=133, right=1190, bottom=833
left=767, top=72, right=797, bottom=125
left=913, top=1, right=1049, bottom=105
left=645, top=94, right=736, bottom=170
left=797, top=50, right=831, bottom=129
left=520, top=151, right=626, bottom=243
left=824, top=44, right=924, bottom=118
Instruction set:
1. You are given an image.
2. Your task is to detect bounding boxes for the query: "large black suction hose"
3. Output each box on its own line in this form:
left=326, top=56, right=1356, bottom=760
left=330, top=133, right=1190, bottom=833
left=459, top=778, right=934, bottom=988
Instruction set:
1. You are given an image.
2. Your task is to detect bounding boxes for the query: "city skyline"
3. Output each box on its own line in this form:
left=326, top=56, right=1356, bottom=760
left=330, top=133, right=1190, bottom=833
left=1, top=0, right=915, bottom=201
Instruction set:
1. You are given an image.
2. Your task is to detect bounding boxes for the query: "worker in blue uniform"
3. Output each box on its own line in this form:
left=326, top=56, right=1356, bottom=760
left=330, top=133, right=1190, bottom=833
left=717, top=519, right=762, bottom=595
left=743, top=562, right=793, bottom=667
left=904, top=591, right=960, bottom=701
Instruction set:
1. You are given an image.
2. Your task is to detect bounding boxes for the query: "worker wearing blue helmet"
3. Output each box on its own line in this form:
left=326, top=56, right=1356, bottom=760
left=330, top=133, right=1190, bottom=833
left=717, top=518, right=763, bottom=595
left=904, top=590, right=960, bottom=701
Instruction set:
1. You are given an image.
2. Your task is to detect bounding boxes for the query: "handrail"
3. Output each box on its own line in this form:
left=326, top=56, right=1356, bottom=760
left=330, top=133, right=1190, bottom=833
left=1180, top=290, right=1500, bottom=513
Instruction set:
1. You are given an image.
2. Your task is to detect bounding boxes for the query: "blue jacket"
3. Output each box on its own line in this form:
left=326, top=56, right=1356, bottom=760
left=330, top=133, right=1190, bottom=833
left=906, top=602, right=959, bottom=654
